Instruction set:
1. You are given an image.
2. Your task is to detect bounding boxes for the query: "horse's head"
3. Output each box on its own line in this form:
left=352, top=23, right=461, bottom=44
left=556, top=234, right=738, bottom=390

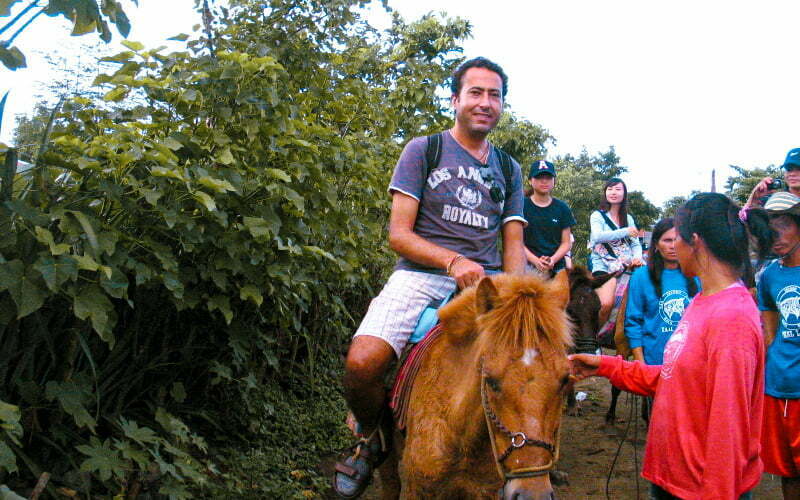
left=439, top=271, right=573, bottom=500
left=565, top=265, right=615, bottom=354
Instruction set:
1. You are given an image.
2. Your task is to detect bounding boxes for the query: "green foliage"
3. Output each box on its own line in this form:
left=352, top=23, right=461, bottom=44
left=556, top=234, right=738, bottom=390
left=0, top=401, right=22, bottom=474
left=1, top=0, right=472, bottom=495
left=489, top=112, right=554, bottom=170
left=725, top=164, right=780, bottom=205
left=662, top=195, right=688, bottom=218
left=206, top=360, right=351, bottom=499
left=0, top=0, right=139, bottom=70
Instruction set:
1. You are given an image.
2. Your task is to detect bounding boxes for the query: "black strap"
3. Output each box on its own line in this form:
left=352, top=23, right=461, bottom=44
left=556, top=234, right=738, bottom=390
left=494, top=146, right=513, bottom=203
left=598, top=211, right=619, bottom=258
left=599, top=210, right=619, bottom=230
left=425, top=132, right=514, bottom=203
left=425, top=132, right=443, bottom=179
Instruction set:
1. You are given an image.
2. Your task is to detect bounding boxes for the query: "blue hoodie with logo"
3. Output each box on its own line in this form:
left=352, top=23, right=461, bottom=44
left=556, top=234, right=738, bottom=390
left=625, top=266, right=697, bottom=365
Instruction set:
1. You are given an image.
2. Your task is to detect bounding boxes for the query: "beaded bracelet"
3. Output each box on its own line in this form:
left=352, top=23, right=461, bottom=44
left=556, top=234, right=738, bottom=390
left=446, top=254, right=465, bottom=276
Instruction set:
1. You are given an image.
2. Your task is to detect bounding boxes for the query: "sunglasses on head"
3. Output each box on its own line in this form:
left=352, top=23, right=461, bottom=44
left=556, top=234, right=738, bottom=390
left=479, top=164, right=504, bottom=203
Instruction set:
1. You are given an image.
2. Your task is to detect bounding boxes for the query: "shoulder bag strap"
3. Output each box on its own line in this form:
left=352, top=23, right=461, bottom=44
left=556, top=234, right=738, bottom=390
left=494, top=146, right=514, bottom=201
left=425, top=132, right=443, bottom=179
left=597, top=211, right=619, bottom=258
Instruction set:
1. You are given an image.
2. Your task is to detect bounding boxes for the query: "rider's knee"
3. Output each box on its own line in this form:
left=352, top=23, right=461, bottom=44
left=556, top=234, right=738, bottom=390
left=344, top=342, right=392, bottom=389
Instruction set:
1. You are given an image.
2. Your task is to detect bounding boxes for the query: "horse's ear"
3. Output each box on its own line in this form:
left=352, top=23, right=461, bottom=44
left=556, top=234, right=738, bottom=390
left=551, top=269, right=570, bottom=308
left=475, top=277, right=499, bottom=315
left=591, top=271, right=616, bottom=289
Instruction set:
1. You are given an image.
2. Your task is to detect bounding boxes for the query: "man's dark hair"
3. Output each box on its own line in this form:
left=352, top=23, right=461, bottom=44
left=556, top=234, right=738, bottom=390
left=450, top=57, right=508, bottom=98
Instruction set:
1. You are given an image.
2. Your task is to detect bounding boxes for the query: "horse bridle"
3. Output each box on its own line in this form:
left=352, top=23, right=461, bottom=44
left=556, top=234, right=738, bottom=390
left=479, top=364, right=561, bottom=482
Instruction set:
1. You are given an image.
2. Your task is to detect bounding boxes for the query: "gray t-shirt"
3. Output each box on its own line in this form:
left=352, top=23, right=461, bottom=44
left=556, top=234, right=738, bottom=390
left=388, top=131, right=526, bottom=274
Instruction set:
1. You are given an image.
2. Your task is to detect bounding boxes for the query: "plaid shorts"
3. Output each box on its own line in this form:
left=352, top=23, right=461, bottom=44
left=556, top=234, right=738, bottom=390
left=354, top=270, right=456, bottom=357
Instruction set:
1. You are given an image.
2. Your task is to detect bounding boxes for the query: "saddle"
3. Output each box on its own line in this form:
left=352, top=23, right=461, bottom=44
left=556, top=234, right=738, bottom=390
left=388, top=324, right=445, bottom=431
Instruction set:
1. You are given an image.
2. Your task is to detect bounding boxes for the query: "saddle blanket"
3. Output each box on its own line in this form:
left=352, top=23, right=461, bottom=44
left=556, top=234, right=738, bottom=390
left=389, top=324, right=445, bottom=430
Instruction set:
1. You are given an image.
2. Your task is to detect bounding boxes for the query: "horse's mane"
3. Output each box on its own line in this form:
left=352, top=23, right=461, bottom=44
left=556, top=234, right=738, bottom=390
left=439, top=274, right=572, bottom=359
left=567, top=265, right=594, bottom=294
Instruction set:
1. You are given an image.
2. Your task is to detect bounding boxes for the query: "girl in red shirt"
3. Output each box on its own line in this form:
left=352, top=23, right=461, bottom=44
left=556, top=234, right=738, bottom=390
left=571, top=193, right=773, bottom=500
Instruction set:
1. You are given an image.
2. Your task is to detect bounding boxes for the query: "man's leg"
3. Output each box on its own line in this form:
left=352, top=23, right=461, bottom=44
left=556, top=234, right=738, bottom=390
left=343, top=336, right=396, bottom=435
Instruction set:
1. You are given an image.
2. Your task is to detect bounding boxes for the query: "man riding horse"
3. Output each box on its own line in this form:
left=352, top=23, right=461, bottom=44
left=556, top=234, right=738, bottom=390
left=334, top=57, right=526, bottom=498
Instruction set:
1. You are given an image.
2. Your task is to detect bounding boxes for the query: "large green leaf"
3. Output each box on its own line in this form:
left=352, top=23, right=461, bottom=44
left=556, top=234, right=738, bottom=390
left=198, top=176, right=236, bottom=193
left=67, top=210, right=100, bottom=255
left=45, top=379, right=96, bottom=432
left=73, top=285, right=116, bottom=346
left=76, top=437, right=126, bottom=481
left=33, top=227, right=71, bottom=255
left=100, top=0, right=131, bottom=37
left=33, top=255, right=79, bottom=292
left=0, top=46, right=26, bottom=71
left=0, top=1, right=23, bottom=17
left=0, top=260, right=46, bottom=319
left=119, top=418, right=158, bottom=445
left=0, top=401, right=22, bottom=446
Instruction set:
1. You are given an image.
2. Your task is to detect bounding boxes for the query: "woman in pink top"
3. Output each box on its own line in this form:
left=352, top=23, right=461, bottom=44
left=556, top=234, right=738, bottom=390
left=571, top=193, right=774, bottom=500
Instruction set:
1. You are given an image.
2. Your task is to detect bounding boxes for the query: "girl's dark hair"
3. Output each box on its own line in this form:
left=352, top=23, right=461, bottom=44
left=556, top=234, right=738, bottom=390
left=648, top=217, right=698, bottom=297
left=675, top=193, right=774, bottom=288
left=598, top=177, right=629, bottom=228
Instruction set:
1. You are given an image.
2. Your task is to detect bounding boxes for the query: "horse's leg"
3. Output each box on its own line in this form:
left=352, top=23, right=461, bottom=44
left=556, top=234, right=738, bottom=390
left=565, top=388, right=580, bottom=417
left=605, top=385, right=621, bottom=425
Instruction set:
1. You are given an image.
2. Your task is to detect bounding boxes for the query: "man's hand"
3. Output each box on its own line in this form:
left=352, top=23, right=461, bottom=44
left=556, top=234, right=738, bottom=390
left=746, top=177, right=778, bottom=208
left=450, top=257, right=485, bottom=289
left=627, top=226, right=639, bottom=238
left=540, top=255, right=554, bottom=270
left=630, top=257, right=645, bottom=268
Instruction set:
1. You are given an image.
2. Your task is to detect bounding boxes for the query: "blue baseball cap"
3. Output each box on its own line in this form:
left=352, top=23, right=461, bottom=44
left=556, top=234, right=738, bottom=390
left=529, top=160, right=556, bottom=178
left=782, top=148, right=800, bottom=170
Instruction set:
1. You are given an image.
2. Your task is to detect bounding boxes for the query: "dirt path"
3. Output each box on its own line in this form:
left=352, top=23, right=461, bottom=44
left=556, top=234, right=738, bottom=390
left=344, top=376, right=782, bottom=499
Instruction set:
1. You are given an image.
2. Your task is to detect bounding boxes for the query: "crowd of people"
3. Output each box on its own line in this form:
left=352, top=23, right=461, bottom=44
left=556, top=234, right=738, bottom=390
left=333, top=54, right=800, bottom=500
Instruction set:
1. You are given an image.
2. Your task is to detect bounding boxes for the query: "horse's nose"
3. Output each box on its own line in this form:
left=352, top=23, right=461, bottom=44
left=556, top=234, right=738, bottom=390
left=501, top=486, right=556, bottom=500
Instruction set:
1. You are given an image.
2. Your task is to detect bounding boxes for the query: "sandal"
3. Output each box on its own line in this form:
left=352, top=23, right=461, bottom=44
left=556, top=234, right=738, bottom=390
left=332, top=426, right=388, bottom=498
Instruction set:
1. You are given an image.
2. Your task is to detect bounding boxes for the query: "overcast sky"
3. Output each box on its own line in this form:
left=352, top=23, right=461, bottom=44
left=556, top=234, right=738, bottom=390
left=3, top=1, right=799, bottom=206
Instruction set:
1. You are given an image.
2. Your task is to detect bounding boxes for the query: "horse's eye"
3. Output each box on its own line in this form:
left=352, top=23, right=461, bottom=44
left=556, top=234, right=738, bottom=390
left=486, top=377, right=501, bottom=392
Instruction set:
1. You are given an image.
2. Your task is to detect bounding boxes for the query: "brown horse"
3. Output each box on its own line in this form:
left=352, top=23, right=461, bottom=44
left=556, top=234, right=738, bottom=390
left=380, top=272, right=573, bottom=499
left=563, top=266, right=616, bottom=416
left=562, top=265, right=634, bottom=423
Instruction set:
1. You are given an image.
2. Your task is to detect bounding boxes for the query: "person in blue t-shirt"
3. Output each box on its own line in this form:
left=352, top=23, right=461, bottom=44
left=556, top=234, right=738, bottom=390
left=625, top=217, right=699, bottom=367
left=522, top=160, right=576, bottom=275
left=754, top=188, right=800, bottom=499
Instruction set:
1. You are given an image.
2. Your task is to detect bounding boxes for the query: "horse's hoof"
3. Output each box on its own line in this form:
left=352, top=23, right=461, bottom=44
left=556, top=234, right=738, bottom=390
left=549, top=470, right=569, bottom=486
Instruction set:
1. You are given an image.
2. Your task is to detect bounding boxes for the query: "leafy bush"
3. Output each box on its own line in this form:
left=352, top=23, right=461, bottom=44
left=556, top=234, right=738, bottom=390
left=0, top=0, right=472, bottom=496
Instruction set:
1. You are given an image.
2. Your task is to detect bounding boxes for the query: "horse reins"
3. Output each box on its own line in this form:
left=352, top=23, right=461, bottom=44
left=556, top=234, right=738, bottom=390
left=479, top=364, right=561, bottom=482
